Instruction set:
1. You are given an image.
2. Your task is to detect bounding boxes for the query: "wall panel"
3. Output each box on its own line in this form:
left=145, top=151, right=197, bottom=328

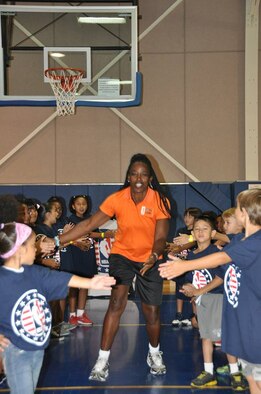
left=0, top=1, right=260, bottom=184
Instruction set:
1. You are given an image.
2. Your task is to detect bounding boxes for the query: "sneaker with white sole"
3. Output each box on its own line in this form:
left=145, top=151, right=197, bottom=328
left=181, top=318, right=192, bottom=328
left=89, top=357, right=109, bottom=382
left=147, top=351, right=166, bottom=375
left=77, top=313, right=93, bottom=326
left=60, top=321, right=77, bottom=331
left=172, top=312, right=183, bottom=328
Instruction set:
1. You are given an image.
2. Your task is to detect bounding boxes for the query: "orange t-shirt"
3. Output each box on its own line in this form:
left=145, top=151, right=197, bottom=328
left=99, top=187, right=170, bottom=262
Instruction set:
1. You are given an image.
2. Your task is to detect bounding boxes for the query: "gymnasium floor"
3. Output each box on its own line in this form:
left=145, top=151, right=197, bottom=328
left=0, top=290, right=241, bottom=394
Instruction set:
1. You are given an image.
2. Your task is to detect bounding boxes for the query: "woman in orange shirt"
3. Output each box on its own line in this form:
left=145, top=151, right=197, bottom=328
left=59, top=153, right=171, bottom=382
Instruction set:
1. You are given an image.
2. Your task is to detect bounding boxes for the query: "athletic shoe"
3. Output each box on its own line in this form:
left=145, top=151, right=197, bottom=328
left=147, top=351, right=166, bottom=375
left=217, top=364, right=242, bottom=376
left=172, top=312, right=183, bottom=328
left=77, top=313, right=93, bottom=326
left=60, top=321, right=77, bottom=331
left=214, top=340, right=222, bottom=347
left=191, top=371, right=217, bottom=388
left=181, top=318, right=192, bottom=328
left=59, top=324, right=71, bottom=337
left=89, top=357, right=109, bottom=382
left=216, top=364, right=230, bottom=375
left=230, top=372, right=249, bottom=391
left=69, top=315, right=79, bottom=326
left=50, top=327, right=65, bottom=340
left=0, top=373, right=7, bottom=386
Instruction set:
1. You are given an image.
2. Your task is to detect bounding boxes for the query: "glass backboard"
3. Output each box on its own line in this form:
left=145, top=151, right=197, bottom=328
left=0, top=5, right=139, bottom=106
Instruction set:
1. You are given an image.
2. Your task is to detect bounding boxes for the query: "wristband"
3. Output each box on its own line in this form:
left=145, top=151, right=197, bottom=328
left=101, top=232, right=105, bottom=239
left=54, top=235, right=60, bottom=248
left=188, top=235, right=194, bottom=243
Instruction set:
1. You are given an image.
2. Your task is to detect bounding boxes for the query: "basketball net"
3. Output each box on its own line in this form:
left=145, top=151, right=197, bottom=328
left=45, top=68, right=84, bottom=116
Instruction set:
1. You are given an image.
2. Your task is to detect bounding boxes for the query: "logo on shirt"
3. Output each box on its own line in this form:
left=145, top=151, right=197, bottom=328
left=11, top=289, right=52, bottom=346
left=224, top=264, right=241, bottom=308
left=192, top=270, right=213, bottom=289
left=141, top=206, right=153, bottom=216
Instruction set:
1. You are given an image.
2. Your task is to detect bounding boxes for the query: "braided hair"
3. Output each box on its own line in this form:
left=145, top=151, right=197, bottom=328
left=121, top=153, right=171, bottom=216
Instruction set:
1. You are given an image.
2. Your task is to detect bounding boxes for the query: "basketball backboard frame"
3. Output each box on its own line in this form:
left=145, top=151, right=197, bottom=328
left=0, top=4, right=140, bottom=107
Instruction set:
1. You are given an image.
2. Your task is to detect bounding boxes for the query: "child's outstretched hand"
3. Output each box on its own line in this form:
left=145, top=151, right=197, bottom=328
left=90, top=275, right=116, bottom=290
left=180, top=283, right=197, bottom=298
left=0, top=334, right=10, bottom=352
left=173, top=233, right=190, bottom=245
left=63, top=223, right=74, bottom=233
left=158, top=253, right=187, bottom=279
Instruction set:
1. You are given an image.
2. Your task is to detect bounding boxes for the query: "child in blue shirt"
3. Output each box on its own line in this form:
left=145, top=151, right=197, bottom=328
left=180, top=215, right=223, bottom=388
left=0, top=222, right=115, bottom=394
left=215, top=207, right=248, bottom=391
left=159, top=188, right=261, bottom=394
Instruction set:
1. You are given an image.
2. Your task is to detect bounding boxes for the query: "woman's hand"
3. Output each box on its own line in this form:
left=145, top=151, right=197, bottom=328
left=104, top=230, right=116, bottom=238
left=140, top=254, right=157, bottom=276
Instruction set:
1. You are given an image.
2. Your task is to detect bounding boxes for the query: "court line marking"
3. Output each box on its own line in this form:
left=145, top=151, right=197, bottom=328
left=0, top=384, right=232, bottom=392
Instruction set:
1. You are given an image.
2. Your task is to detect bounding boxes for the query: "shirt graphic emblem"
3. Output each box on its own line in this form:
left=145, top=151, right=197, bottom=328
left=224, top=264, right=241, bottom=308
left=193, top=270, right=212, bottom=289
left=11, top=289, right=52, bottom=346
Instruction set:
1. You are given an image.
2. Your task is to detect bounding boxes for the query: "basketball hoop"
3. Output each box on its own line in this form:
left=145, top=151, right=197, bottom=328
left=45, top=68, right=84, bottom=116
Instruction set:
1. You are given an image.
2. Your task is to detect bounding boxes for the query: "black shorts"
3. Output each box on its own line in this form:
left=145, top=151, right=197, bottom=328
left=109, top=253, right=163, bottom=306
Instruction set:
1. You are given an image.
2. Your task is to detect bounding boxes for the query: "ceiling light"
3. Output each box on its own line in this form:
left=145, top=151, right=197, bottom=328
left=77, top=16, right=126, bottom=24
left=50, top=52, right=65, bottom=58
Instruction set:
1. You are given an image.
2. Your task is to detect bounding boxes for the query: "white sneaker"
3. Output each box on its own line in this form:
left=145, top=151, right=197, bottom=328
left=147, top=351, right=166, bottom=375
left=89, top=357, right=109, bottom=382
left=172, top=312, right=183, bottom=327
left=181, top=318, right=192, bottom=328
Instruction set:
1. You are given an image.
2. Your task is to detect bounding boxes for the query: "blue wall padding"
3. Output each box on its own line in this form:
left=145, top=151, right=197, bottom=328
left=0, top=181, right=260, bottom=241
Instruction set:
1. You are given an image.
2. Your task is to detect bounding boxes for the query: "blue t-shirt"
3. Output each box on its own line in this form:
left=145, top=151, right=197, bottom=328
left=186, top=244, right=223, bottom=294
left=0, top=264, right=72, bottom=351
left=222, top=229, right=261, bottom=363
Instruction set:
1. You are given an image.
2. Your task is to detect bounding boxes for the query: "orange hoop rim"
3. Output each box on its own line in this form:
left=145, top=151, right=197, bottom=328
left=44, top=67, right=84, bottom=80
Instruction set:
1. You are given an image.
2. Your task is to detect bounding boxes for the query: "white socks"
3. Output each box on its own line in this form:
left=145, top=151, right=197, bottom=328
left=149, top=343, right=160, bottom=354
left=229, top=363, right=239, bottom=374
left=204, top=363, right=214, bottom=375
left=70, top=309, right=85, bottom=318
left=77, top=309, right=84, bottom=317
left=99, top=349, right=110, bottom=361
